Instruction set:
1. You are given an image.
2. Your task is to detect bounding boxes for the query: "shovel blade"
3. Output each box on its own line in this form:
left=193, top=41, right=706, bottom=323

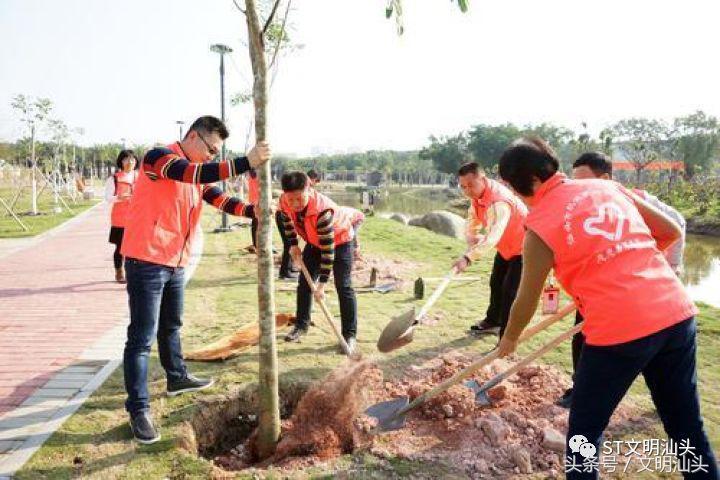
left=377, top=308, right=417, bottom=353
left=364, top=397, right=410, bottom=432
left=464, top=380, right=493, bottom=406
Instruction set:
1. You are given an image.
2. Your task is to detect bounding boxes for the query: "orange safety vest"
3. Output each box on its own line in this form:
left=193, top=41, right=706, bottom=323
left=471, top=177, right=528, bottom=260
left=110, top=170, right=137, bottom=228
left=121, top=143, right=204, bottom=268
left=280, top=189, right=354, bottom=248
left=248, top=173, right=260, bottom=206
left=526, top=173, right=697, bottom=346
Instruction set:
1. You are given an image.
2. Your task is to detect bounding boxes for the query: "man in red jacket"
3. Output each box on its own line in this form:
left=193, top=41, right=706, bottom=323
left=121, top=115, right=270, bottom=444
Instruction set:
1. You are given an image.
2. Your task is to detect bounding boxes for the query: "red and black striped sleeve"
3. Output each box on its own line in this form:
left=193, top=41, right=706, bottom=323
left=202, top=185, right=254, bottom=218
left=142, top=147, right=250, bottom=184
left=316, top=209, right=335, bottom=283
left=279, top=212, right=299, bottom=246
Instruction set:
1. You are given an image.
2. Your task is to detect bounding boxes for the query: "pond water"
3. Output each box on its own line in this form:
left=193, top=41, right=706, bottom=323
left=328, top=188, right=720, bottom=308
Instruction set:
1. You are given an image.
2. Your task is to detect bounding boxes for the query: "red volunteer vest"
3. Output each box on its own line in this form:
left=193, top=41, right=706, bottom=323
left=526, top=173, right=696, bottom=346
left=471, top=178, right=528, bottom=259
left=121, top=143, right=204, bottom=268
left=248, top=174, right=260, bottom=206
left=280, top=190, right=354, bottom=248
left=110, top=170, right=137, bottom=228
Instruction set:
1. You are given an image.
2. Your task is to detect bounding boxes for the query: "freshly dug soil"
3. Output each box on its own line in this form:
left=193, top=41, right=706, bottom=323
left=213, top=351, right=653, bottom=478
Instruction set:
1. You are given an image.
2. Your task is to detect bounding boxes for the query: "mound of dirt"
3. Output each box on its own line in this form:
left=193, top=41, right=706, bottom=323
left=214, top=351, right=653, bottom=477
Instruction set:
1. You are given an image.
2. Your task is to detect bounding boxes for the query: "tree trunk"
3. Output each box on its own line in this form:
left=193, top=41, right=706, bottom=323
left=245, top=0, right=280, bottom=460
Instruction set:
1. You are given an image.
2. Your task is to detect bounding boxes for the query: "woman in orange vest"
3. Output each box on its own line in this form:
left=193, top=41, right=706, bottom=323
left=496, top=137, right=717, bottom=479
left=104, top=149, right=138, bottom=283
left=452, top=162, right=528, bottom=339
left=278, top=171, right=358, bottom=354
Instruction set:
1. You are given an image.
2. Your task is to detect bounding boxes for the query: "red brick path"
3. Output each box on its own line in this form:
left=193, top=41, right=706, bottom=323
left=0, top=205, right=129, bottom=416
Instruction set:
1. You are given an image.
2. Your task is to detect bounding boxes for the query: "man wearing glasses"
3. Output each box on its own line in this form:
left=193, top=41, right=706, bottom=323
left=121, top=115, right=270, bottom=444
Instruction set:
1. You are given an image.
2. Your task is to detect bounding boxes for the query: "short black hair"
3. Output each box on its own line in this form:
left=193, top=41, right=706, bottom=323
left=185, top=115, right=229, bottom=141
left=457, top=162, right=483, bottom=177
left=573, top=152, right=613, bottom=177
left=307, top=169, right=320, bottom=180
left=498, top=137, right=560, bottom=196
left=281, top=171, right=308, bottom=192
left=115, top=149, right=138, bottom=170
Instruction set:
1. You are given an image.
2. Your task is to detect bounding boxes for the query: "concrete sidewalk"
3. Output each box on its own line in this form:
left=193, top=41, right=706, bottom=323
left=0, top=203, right=130, bottom=477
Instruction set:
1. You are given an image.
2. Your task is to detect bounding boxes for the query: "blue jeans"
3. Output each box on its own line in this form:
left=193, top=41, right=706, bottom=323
left=567, top=318, right=718, bottom=479
left=123, top=258, right=187, bottom=415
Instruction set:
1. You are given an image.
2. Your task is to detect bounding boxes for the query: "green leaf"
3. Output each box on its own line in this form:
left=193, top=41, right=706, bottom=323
left=457, top=0, right=469, bottom=13
left=385, top=5, right=393, bottom=18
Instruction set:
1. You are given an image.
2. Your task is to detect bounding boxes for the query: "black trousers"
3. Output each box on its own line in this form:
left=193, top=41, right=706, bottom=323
left=484, top=252, right=523, bottom=337
left=296, top=242, right=357, bottom=339
left=251, top=216, right=258, bottom=249
left=567, top=318, right=718, bottom=479
left=275, top=211, right=294, bottom=276
left=571, top=311, right=585, bottom=380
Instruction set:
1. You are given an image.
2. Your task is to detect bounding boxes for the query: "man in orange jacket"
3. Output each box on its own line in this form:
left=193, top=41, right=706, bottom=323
left=121, top=115, right=270, bottom=444
left=278, top=171, right=359, bottom=354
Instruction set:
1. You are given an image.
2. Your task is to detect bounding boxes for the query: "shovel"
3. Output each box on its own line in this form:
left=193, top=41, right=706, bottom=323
left=298, top=260, right=359, bottom=359
left=366, top=303, right=576, bottom=432
left=377, top=268, right=457, bottom=353
left=466, top=320, right=583, bottom=406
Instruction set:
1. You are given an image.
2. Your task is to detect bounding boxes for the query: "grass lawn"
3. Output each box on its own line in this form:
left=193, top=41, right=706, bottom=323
left=15, top=211, right=720, bottom=479
left=0, top=185, right=101, bottom=238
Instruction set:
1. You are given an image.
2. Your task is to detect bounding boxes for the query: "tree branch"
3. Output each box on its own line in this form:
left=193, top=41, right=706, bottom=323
left=232, top=0, right=246, bottom=14
left=268, top=0, right=292, bottom=71
left=262, top=0, right=282, bottom=36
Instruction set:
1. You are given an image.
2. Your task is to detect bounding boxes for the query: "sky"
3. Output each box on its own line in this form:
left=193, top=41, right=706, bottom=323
left=1, top=0, right=719, bottom=156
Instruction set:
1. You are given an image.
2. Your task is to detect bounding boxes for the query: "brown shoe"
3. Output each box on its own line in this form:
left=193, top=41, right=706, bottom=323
left=115, top=268, right=126, bottom=283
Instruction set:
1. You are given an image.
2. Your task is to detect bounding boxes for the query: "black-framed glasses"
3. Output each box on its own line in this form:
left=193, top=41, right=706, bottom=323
left=197, top=133, right=219, bottom=156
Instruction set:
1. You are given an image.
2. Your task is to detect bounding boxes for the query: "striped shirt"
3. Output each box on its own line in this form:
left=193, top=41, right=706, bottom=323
left=280, top=209, right=336, bottom=283
left=143, top=145, right=254, bottom=218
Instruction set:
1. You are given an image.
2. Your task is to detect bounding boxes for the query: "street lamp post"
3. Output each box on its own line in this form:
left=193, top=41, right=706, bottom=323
left=176, top=120, right=185, bottom=140
left=211, top=43, right=233, bottom=232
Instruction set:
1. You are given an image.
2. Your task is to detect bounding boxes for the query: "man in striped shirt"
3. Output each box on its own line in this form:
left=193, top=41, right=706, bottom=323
left=278, top=172, right=358, bottom=354
left=120, top=115, right=270, bottom=444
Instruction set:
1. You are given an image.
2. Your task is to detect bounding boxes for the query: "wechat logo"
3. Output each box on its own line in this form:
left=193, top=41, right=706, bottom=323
left=569, top=434, right=597, bottom=459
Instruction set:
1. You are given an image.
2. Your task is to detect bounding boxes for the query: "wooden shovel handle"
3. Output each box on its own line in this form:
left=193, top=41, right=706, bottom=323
left=477, top=321, right=584, bottom=395
left=298, top=261, right=353, bottom=357
left=416, top=269, right=456, bottom=320
left=398, top=303, right=576, bottom=416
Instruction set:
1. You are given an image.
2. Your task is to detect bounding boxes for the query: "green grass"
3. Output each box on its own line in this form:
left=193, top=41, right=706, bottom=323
left=0, top=185, right=101, bottom=238
left=15, top=212, right=720, bottom=479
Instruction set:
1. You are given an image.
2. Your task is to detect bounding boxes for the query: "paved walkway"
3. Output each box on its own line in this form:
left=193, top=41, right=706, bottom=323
left=0, top=203, right=130, bottom=478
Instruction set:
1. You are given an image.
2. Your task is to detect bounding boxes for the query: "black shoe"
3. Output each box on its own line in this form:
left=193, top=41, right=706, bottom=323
left=130, top=412, right=161, bottom=444
left=284, top=326, right=307, bottom=342
left=556, top=388, right=573, bottom=409
left=167, top=374, right=214, bottom=397
left=469, top=319, right=501, bottom=336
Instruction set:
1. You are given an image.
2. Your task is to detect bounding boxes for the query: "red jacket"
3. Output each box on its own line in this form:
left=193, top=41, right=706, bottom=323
left=280, top=190, right=354, bottom=247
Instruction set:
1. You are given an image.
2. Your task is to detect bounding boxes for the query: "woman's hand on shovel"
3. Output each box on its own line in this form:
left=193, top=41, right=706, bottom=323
left=496, top=334, right=519, bottom=358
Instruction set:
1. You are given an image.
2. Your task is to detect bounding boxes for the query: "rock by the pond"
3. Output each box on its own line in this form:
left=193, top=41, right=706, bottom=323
left=390, top=213, right=410, bottom=225
left=408, top=210, right=466, bottom=239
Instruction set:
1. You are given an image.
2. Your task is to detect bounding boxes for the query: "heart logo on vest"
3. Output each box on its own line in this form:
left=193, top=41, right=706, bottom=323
left=583, top=202, right=626, bottom=241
